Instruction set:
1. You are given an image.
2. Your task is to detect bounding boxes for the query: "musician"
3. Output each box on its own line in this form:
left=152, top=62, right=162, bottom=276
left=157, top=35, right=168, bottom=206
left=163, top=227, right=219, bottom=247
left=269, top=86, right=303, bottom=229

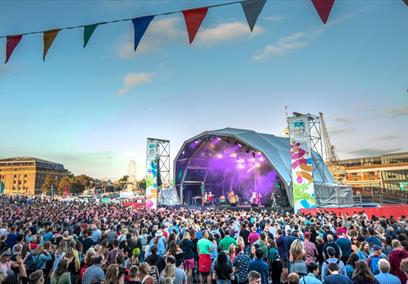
left=208, top=191, right=215, bottom=205
left=250, top=191, right=257, bottom=205
left=228, top=190, right=237, bottom=206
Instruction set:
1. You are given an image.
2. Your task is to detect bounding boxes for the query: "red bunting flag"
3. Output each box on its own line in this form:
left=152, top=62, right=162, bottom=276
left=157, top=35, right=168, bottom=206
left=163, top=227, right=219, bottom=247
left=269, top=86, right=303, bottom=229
left=182, top=7, right=208, bottom=44
left=43, top=29, right=61, bottom=61
left=311, top=0, right=335, bottom=24
left=5, top=35, right=22, bottom=64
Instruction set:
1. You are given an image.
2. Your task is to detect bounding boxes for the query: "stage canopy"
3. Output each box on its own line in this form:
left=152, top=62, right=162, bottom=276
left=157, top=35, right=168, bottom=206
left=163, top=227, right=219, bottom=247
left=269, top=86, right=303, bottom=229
left=174, top=128, right=335, bottom=207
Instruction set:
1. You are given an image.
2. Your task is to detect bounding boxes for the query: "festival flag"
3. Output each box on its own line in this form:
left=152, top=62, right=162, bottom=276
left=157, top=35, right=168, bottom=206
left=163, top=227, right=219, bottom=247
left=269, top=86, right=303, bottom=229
left=63, top=185, right=69, bottom=198
left=43, top=29, right=61, bottom=61
left=311, top=0, right=335, bottom=24
left=5, top=35, right=23, bottom=64
left=132, top=16, right=154, bottom=51
left=241, top=0, right=267, bottom=32
left=182, top=7, right=208, bottom=44
left=0, top=181, right=4, bottom=194
left=83, top=24, right=99, bottom=48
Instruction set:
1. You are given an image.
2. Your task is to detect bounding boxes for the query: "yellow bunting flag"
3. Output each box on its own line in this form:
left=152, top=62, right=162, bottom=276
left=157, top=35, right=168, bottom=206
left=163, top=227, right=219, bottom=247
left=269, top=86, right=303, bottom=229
left=43, top=29, right=61, bottom=61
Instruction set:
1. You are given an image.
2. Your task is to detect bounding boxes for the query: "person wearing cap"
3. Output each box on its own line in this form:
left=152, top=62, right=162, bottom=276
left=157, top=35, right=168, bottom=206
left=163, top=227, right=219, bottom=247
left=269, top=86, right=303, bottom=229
left=366, top=245, right=386, bottom=275
left=146, top=231, right=165, bottom=258
left=303, top=232, right=318, bottom=265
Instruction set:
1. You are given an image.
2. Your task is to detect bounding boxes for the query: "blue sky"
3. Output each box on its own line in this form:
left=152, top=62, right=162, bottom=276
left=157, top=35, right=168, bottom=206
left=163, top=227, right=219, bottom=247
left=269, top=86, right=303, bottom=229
left=0, top=0, right=407, bottom=179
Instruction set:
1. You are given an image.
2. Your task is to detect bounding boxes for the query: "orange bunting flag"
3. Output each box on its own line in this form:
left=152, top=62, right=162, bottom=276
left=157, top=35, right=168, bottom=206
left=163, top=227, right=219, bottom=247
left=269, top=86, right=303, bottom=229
left=311, top=0, right=335, bottom=24
left=43, top=29, right=61, bottom=61
left=182, top=7, right=208, bottom=44
left=5, top=35, right=22, bottom=64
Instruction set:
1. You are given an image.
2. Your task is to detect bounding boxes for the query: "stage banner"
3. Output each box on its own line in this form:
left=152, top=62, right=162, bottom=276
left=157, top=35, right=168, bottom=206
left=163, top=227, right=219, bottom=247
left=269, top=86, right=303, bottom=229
left=288, top=115, right=316, bottom=212
left=400, top=182, right=408, bottom=191
left=146, top=139, right=159, bottom=209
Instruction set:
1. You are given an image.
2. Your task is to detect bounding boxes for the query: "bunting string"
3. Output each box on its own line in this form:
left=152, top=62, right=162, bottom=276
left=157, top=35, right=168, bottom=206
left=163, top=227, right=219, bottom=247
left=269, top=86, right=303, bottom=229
left=0, top=0, right=359, bottom=63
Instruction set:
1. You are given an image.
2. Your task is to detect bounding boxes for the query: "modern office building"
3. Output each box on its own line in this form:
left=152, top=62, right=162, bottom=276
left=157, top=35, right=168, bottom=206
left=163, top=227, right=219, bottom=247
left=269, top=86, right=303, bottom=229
left=0, top=157, right=68, bottom=195
left=335, top=152, right=408, bottom=191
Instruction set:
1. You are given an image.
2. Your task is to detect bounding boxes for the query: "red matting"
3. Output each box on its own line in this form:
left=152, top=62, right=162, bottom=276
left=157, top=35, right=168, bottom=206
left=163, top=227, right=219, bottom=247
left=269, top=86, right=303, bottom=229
left=300, top=205, right=408, bottom=219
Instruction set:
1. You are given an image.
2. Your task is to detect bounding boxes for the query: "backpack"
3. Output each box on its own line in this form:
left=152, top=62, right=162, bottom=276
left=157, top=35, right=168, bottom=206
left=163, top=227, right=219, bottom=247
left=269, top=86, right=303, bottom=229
left=25, top=254, right=40, bottom=272
left=149, top=265, right=159, bottom=284
left=368, top=255, right=381, bottom=275
left=323, top=259, right=340, bottom=277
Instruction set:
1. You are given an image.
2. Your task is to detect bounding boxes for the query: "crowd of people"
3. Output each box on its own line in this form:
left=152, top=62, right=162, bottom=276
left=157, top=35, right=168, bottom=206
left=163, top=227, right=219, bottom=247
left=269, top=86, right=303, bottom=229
left=0, top=195, right=408, bottom=284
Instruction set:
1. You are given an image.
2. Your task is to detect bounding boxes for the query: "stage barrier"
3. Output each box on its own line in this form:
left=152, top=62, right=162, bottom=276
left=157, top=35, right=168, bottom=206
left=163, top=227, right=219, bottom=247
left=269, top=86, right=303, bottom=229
left=300, top=204, right=408, bottom=219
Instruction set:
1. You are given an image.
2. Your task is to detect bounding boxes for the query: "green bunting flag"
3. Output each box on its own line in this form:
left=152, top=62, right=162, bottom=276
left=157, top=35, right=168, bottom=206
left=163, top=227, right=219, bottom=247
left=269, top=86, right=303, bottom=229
left=241, top=0, right=267, bottom=32
left=83, top=24, right=99, bottom=48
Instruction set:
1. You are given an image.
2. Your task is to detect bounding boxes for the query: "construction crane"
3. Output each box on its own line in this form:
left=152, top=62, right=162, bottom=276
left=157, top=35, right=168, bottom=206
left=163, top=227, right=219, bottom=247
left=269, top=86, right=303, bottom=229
left=319, top=112, right=346, bottom=184
left=319, top=112, right=339, bottom=164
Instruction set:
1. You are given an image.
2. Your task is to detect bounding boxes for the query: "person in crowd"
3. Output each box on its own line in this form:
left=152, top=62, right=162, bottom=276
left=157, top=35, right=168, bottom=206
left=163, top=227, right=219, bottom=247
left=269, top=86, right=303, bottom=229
left=103, top=264, right=123, bottom=284
left=159, top=256, right=186, bottom=284
left=366, top=245, right=386, bottom=275
left=82, top=255, right=105, bottom=284
left=399, top=258, right=408, bottom=284
left=336, top=231, right=352, bottom=263
left=356, top=242, right=370, bottom=261
left=388, top=239, right=408, bottom=284
left=374, top=259, right=400, bottom=284
left=324, top=262, right=352, bottom=284
left=28, top=270, right=44, bottom=284
left=366, top=229, right=381, bottom=247
left=287, top=272, right=299, bottom=284
left=248, top=249, right=268, bottom=284
left=299, top=262, right=322, bottom=284
left=276, top=229, right=289, bottom=283
left=352, top=260, right=379, bottom=284
left=126, top=265, right=141, bottom=284
left=233, top=242, right=250, bottom=284
left=179, top=232, right=194, bottom=282
left=267, top=238, right=281, bottom=284
left=219, top=231, right=237, bottom=253
left=212, top=251, right=233, bottom=284
left=321, top=247, right=346, bottom=281
left=289, top=239, right=307, bottom=277
left=345, top=253, right=359, bottom=279
left=50, top=260, right=71, bottom=284
left=138, top=263, right=155, bottom=284
left=52, top=241, right=67, bottom=273
left=304, top=232, right=318, bottom=266
left=248, top=270, right=261, bottom=284
left=144, top=246, right=165, bottom=274
left=323, top=234, right=341, bottom=260
left=197, top=231, right=212, bottom=284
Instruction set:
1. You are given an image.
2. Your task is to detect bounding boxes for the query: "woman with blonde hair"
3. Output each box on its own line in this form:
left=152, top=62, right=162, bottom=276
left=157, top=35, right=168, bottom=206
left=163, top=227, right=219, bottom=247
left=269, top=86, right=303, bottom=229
left=104, top=264, right=123, bottom=284
left=138, top=263, right=155, bottom=284
left=288, top=239, right=307, bottom=277
left=52, top=241, right=67, bottom=272
left=179, top=231, right=194, bottom=281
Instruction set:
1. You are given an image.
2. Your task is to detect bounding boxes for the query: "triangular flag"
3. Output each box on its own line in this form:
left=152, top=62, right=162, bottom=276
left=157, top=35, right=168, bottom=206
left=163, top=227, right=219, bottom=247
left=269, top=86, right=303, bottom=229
left=83, top=24, right=99, bottom=48
left=132, top=16, right=154, bottom=51
left=5, top=35, right=22, bottom=64
left=311, top=0, right=335, bottom=24
left=182, top=7, right=208, bottom=44
left=241, top=0, right=267, bottom=32
left=43, top=29, right=61, bottom=61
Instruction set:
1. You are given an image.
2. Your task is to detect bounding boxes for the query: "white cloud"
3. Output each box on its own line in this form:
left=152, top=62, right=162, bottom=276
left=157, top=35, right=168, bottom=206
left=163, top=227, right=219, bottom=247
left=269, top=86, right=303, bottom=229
left=195, top=21, right=263, bottom=47
left=252, top=11, right=359, bottom=61
left=263, top=15, right=285, bottom=22
left=117, top=72, right=154, bottom=96
left=252, top=32, right=308, bottom=60
left=117, top=17, right=184, bottom=58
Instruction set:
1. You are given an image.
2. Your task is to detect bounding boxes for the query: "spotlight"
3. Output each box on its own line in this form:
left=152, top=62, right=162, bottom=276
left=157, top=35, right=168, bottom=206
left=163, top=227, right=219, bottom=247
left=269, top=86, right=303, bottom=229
left=217, top=154, right=223, bottom=159
left=230, top=153, right=237, bottom=158
left=237, top=163, right=245, bottom=170
left=255, top=162, right=261, bottom=168
left=195, top=140, right=200, bottom=144
left=182, top=151, right=185, bottom=155
left=259, top=156, right=265, bottom=162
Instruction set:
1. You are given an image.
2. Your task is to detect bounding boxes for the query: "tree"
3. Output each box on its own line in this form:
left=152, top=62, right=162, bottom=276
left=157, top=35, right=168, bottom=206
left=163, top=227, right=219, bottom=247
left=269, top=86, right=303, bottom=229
left=57, top=176, right=73, bottom=195
left=138, top=178, right=146, bottom=190
left=41, top=175, right=58, bottom=195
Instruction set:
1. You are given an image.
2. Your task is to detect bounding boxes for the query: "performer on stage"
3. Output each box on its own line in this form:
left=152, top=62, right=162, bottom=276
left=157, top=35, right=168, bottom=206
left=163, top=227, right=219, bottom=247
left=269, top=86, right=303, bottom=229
left=228, top=190, right=237, bottom=206
left=250, top=191, right=257, bottom=205
left=208, top=191, right=215, bottom=205
left=256, top=192, right=262, bottom=206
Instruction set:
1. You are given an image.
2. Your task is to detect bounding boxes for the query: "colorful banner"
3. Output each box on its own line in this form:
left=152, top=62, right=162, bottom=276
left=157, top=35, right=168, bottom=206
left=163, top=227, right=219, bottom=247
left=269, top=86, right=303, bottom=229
left=146, top=139, right=159, bottom=209
left=5, top=35, right=22, bottom=63
left=83, top=24, right=99, bottom=48
left=132, top=16, right=154, bottom=51
left=241, top=0, right=267, bottom=32
left=288, top=115, right=316, bottom=212
left=43, top=29, right=61, bottom=61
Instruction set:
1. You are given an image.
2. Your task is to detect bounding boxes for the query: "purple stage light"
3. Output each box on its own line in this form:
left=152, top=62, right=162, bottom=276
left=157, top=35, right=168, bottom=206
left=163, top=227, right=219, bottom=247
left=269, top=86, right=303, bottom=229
left=230, top=153, right=237, bottom=158
left=216, top=153, right=223, bottom=159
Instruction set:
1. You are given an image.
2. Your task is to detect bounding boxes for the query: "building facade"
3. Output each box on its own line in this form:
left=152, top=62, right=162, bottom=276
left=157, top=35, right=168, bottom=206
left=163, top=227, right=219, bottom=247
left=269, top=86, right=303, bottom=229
left=334, top=152, right=408, bottom=191
left=0, top=157, right=68, bottom=195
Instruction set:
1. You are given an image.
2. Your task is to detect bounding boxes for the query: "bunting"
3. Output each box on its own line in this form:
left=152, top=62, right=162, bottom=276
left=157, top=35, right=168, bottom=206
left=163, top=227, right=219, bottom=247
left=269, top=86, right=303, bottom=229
left=241, top=0, right=266, bottom=32
left=5, top=35, right=22, bottom=64
left=311, top=0, right=335, bottom=24
left=43, top=29, right=61, bottom=61
left=83, top=24, right=99, bottom=48
left=132, top=16, right=154, bottom=51
left=183, top=7, right=208, bottom=44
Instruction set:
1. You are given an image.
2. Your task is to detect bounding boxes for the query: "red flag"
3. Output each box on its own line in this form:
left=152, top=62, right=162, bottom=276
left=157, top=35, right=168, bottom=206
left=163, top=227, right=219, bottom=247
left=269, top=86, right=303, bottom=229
left=63, top=185, right=69, bottom=198
left=5, top=35, right=22, bottom=64
left=182, top=7, right=208, bottom=44
left=311, top=0, right=335, bottom=24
